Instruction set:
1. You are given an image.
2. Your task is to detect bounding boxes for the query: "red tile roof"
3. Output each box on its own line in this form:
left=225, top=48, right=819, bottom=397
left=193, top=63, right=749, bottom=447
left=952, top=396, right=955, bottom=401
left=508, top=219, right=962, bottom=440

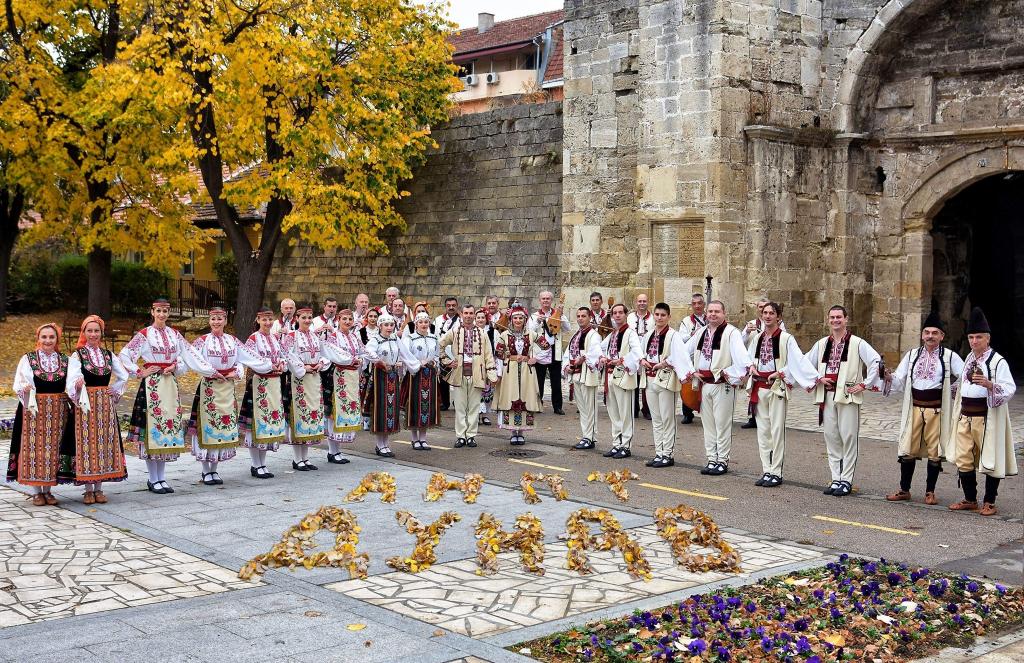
left=545, top=25, right=564, bottom=81
left=449, top=9, right=564, bottom=58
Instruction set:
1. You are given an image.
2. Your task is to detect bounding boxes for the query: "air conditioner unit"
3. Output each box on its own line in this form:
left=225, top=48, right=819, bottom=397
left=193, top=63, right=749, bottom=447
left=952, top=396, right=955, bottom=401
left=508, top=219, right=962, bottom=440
left=463, top=74, right=478, bottom=87
left=485, top=72, right=500, bottom=85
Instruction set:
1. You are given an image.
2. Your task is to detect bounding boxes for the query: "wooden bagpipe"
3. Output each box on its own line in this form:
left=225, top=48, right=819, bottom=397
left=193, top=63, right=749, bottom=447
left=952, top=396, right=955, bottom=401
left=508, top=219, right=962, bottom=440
left=596, top=296, right=616, bottom=339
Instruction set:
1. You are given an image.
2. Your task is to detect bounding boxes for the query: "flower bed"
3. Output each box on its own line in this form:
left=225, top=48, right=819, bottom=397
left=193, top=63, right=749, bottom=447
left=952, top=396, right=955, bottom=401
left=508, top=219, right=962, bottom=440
left=514, top=555, right=1023, bottom=662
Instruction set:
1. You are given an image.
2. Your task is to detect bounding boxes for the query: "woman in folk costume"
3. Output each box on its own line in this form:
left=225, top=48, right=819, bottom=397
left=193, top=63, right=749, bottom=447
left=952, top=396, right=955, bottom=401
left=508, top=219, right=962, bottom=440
left=321, top=308, right=367, bottom=464
left=477, top=308, right=497, bottom=427
left=240, top=306, right=290, bottom=479
left=403, top=312, right=440, bottom=450
left=359, top=306, right=382, bottom=430
left=364, top=312, right=420, bottom=457
left=946, top=307, right=1016, bottom=516
left=6, top=323, right=76, bottom=505
left=494, top=303, right=542, bottom=446
left=281, top=305, right=329, bottom=472
left=406, top=302, right=435, bottom=335
left=120, top=298, right=217, bottom=494
left=67, top=316, right=129, bottom=504
left=187, top=305, right=272, bottom=486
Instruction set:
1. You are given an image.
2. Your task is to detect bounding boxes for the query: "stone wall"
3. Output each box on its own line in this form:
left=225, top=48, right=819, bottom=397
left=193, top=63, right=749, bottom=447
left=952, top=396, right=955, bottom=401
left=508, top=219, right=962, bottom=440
left=265, top=102, right=563, bottom=310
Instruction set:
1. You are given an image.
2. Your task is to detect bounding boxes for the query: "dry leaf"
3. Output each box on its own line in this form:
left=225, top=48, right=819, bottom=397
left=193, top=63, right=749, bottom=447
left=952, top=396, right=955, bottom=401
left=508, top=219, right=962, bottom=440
left=519, top=472, right=569, bottom=504
left=653, top=504, right=742, bottom=574
left=432, top=629, right=445, bottom=637
left=303, top=610, right=323, bottom=617
left=586, top=469, right=639, bottom=501
left=823, top=633, right=847, bottom=647
left=474, top=512, right=545, bottom=575
left=565, top=508, right=651, bottom=580
left=345, top=472, right=397, bottom=503
left=423, top=472, right=484, bottom=503
left=346, top=623, right=366, bottom=631
left=385, top=511, right=461, bottom=573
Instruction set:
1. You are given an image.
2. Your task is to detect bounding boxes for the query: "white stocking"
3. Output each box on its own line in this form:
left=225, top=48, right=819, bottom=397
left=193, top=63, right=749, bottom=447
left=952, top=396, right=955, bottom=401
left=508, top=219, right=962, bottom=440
left=248, top=449, right=262, bottom=467
left=328, top=440, right=340, bottom=454
left=201, top=461, right=212, bottom=474
left=258, top=449, right=268, bottom=466
left=155, top=460, right=167, bottom=483
left=376, top=433, right=388, bottom=450
left=293, top=445, right=304, bottom=462
left=209, top=461, right=218, bottom=474
left=146, top=459, right=158, bottom=482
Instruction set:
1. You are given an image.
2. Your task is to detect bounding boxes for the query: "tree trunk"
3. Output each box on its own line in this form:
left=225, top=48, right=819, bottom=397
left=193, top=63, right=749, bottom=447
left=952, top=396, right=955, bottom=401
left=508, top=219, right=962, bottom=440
left=87, top=248, right=112, bottom=318
left=0, top=187, right=23, bottom=320
left=234, top=253, right=273, bottom=337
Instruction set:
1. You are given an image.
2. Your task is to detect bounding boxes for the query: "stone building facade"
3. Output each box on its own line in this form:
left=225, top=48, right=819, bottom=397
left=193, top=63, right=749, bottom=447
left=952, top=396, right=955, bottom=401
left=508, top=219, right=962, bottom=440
left=561, top=0, right=1023, bottom=367
left=269, top=1, right=1022, bottom=367
left=265, top=101, right=563, bottom=309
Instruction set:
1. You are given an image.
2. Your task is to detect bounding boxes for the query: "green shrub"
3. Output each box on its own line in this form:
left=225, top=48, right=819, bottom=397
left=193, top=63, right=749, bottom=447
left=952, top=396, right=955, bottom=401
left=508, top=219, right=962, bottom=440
left=112, top=262, right=169, bottom=314
left=213, top=253, right=239, bottom=307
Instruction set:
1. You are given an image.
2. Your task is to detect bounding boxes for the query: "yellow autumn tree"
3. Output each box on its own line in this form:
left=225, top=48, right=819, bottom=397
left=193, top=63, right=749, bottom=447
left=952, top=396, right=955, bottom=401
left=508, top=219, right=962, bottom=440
left=0, top=0, right=210, bottom=317
left=134, top=0, right=461, bottom=327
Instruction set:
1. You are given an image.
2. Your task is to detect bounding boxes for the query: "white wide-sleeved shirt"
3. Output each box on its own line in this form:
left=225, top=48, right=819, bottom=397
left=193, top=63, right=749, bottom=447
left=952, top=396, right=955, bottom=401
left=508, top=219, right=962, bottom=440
left=118, top=326, right=216, bottom=379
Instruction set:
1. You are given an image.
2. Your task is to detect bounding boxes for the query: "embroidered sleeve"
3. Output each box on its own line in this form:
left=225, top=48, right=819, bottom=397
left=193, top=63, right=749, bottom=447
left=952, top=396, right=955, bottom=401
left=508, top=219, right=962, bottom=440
left=989, top=359, right=1017, bottom=408
left=118, top=331, right=147, bottom=377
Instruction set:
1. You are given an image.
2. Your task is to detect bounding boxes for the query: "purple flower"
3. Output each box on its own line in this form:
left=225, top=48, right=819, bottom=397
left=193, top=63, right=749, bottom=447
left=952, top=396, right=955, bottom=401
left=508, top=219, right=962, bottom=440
left=830, top=606, right=843, bottom=621
left=863, top=561, right=877, bottom=574
left=716, top=645, right=731, bottom=661
left=760, top=636, right=772, bottom=652
left=591, top=634, right=599, bottom=646
left=996, top=584, right=1007, bottom=595
left=633, top=642, right=644, bottom=653
left=887, top=572, right=903, bottom=586
left=967, top=581, right=979, bottom=593
left=745, top=601, right=758, bottom=613
left=808, top=657, right=822, bottom=663
left=662, top=611, right=674, bottom=622
left=583, top=648, right=593, bottom=661
left=776, top=607, right=787, bottom=619
left=727, top=597, right=741, bottom=608
left=946, top=603, right=959, bottom=614
left=839, top=553, right=849, bottom=563
left=928, top=579, right=949, bottom=598
left=953, top=614, right=965, bottom=626
left=796, top=636, right=812, bottom=654
left=794, top=618, right=809, bottom=632
left=813, top=589, right=825, bottom=600
left=688, top=638, right=707, bottom=655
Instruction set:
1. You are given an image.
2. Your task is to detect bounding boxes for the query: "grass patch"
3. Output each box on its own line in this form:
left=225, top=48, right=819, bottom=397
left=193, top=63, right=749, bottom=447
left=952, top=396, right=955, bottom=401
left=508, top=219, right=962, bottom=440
left=513, top=555, right=1023, bottom=661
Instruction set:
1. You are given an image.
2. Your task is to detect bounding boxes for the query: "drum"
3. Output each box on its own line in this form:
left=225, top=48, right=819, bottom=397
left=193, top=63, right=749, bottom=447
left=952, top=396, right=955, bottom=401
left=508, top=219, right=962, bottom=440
left=681, top=381, right=701, bottom=411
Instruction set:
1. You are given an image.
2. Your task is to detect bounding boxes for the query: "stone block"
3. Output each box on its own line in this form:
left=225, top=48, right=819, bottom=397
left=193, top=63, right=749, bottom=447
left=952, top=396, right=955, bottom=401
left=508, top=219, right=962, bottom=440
left=589, top=117, right=618, bottom=148
left=637, top=165, right=679, bottom=204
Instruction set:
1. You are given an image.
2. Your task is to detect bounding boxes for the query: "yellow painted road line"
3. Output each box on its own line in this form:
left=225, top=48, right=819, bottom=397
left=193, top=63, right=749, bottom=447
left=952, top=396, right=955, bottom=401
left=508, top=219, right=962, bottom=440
left=638, top=482, right=728, bottom=501
left=507, top=459, right=572, bottom=472
left=389, top=439, right=449, bottom=451
left=812, top=515, right=919, bottom=536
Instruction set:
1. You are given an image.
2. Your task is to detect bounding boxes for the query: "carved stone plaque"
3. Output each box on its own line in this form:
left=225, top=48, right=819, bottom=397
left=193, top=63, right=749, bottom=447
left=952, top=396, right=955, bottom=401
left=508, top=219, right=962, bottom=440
left=652, top=221, right=704, bottom=278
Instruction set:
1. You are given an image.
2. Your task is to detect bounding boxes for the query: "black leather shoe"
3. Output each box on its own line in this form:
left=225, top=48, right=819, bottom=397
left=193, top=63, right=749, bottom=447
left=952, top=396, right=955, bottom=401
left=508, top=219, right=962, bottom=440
left=374, top=447, right=395, bottom=458
left=755, top=473, right=767, bottom=487
left=454, top=438, right=466, bottom=448
left=202, top=473, right=217, bottom=486
left=741, top=418, right=757, bottom=429
left=681, top=415, right=694, bottom=424
left=466, top=437, right=478, bottom=448
left=603, top=447, right=619, bottom=458
left=611, top=448, right=631, bottom=459
left=652, top=457, right=674, bottom=468
left=510, top=436, right=525, bottom=446
left=160, top=482, right=174, bottom=493
left=573, top=439, right=595, bottom=450
left=823, top=482, right=838, bottom=495
left=327, top=453, right=350, bottom=464
left=707, top=463, right=727, bottom=476
left=645, top=456, right=661, bottom=467
left=212, top=473, right=224, bottom=485
left=147, top=481, right=167, bottom=494
left=553, top=408, right=565, bottom=415
left=700, top=462, right=715, bottom=475
left=481, top=416, right=492, bottom=426
left=251, top=466, right=274, bottom=479
left=833, top=481, right=852, bottom=497
left=763, top=475, right=783, bottom=487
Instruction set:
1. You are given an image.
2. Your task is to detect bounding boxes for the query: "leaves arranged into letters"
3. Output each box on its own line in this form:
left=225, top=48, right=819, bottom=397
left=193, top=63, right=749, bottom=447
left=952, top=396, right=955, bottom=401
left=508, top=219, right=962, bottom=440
left=385, top=510, right=461, bottom=573
left=654, top=504, right=743, bottom=573
left=565, top=508, right=652, bottom=581
left=344, top=471, right=397, bottom=503
left=474, top=512, right=545, bottom=576
left=586, top=469, right=640, bottom=502
left=519, top=472, right=569, bottom=504
left=423, top=472, right=484, bottom=504
left=238, top=506, right=367, bottom=580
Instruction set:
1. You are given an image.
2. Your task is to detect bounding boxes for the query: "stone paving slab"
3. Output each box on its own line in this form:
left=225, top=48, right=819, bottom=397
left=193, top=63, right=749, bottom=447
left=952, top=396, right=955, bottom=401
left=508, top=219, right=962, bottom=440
left=327, top=524, right=826, bottom=639
left=0, top=484, right=255, bottom=628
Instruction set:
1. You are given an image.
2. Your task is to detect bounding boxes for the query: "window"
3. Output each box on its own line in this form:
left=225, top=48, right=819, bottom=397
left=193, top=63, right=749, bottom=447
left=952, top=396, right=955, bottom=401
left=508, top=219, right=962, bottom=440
left=181, top=251, right=195, bottom=277
left=521, top=52, right=538, bottom=70
left=457, top=61, right=475, bottom=77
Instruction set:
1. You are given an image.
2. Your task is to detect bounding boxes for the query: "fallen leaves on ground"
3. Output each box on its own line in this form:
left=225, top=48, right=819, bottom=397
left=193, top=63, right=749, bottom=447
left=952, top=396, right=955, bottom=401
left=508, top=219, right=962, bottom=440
left=519, top=472, right=569, bottom=504
left=586, top=469, right=639, bottom=502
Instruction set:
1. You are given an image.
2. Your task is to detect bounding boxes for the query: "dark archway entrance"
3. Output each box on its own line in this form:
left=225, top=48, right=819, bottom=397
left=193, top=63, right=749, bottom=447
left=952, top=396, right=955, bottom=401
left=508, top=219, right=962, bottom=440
left=931, top=172, right=1024, bottom=374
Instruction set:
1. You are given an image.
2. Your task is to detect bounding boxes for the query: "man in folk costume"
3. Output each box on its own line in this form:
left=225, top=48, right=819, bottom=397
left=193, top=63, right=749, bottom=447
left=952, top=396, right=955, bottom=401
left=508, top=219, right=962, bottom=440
left=677, top=293, right=708, bottom=424
left=588, top=292, right=606, bottom=322
left=494, top=303, right=542, bottom=445
left=805, top=305, right=881, bottom=497
left=321, top=308, right=368, bottom=465
left=529, top=290, right=571, bottom=415
left=739, top=297, right=788, bottom=429
left=439, top=304, right=498, bottom=448
left=353, top=293, right=370, bottom=328
left=476, top=308, right=498, bottom=427
left=598, top=303, right=643, bottom=459
left=564, top=308, right=603, bottom=451
left=484, top=295, right=503, bottom=326
left=744, top=302, right=817, bottom=487
left=884, top=311, right=963, bottom=505
left=270, top=298, right=298, bottom=338
left=682, top=300, right=751, bottom=476
left=640, top=303, right=693, bottom=468
left=384, top=287, right=411, bottom=318
left=947, top=307, right=1017, bottom=516
left=433, top=297, right=461, bottom=411
left=627, top=293, right=654, bottom=420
